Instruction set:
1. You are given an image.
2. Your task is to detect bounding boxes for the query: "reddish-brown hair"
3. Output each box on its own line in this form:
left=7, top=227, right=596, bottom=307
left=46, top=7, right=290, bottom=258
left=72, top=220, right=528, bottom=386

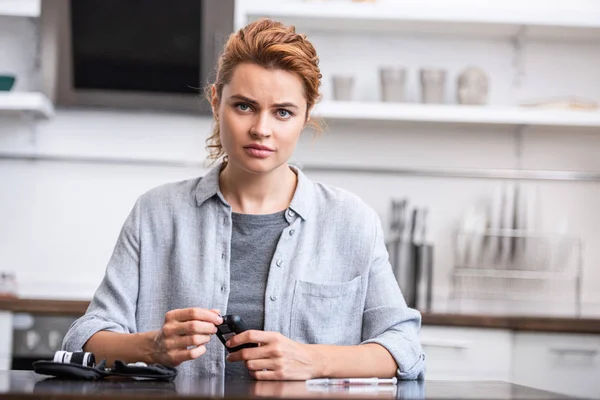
left=205, top=18, right=322, bottom=162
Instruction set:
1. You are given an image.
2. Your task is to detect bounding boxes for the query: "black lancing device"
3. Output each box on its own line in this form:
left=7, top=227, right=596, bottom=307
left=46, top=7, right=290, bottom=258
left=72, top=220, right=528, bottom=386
left=216, top=314, right=259, bottom=353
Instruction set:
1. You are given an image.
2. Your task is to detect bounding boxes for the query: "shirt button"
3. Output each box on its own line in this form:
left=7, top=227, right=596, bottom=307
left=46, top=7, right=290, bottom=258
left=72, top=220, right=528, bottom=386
left=270, top=294, right=278, bottom=301
left=276, top=259, right=283, bottom=267
left=287, top=210, right=295, bottom=217
left=221, top=286, right=226, bottom=292
left=289, top=229, right=295, bottom=236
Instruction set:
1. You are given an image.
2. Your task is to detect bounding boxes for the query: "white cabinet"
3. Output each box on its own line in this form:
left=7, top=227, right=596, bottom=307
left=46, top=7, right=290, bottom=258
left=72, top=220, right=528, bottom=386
left=422, top=326, right=600, bottom=398
left=0, top=312, right=12, bottom=370
left=420, top=326, right=512, bottom=381
left=0, top=0, right=40, bottom=17
left=512, top=332, right=600, bottom=399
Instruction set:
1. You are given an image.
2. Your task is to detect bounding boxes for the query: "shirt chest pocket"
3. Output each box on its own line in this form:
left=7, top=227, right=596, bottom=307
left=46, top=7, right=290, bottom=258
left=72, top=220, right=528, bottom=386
left=290, top=275, right=364, bottom=346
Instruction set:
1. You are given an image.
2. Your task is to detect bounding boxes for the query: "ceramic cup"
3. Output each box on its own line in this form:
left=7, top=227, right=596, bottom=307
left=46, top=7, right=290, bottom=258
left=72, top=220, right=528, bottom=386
left=379, top=67, right=407, bottom=102
left=420, top=68, right=447, bottom=104
left=332, top=75, right=355, bottom=101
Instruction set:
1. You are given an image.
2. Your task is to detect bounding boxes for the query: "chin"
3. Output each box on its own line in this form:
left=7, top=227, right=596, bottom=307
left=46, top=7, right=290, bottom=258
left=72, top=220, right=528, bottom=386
left=232, top=157, right=285, bottom=175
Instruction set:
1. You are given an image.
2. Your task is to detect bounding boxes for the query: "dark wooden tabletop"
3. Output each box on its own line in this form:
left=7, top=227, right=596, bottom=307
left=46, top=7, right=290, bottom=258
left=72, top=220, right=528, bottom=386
left=2, top=297, right=600, bottom=334
left=2, top=370, right=569, bottom=400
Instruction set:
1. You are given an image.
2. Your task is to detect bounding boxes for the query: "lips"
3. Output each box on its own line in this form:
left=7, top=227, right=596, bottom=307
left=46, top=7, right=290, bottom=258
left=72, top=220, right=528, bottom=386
left=243, top=144, right=274, bottom=159
left=244, top=144, right=274, bottom=151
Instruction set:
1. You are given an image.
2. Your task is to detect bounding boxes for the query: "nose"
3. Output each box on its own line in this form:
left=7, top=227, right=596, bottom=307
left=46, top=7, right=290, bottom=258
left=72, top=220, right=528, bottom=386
left=250, top=111, right=273, bottom=138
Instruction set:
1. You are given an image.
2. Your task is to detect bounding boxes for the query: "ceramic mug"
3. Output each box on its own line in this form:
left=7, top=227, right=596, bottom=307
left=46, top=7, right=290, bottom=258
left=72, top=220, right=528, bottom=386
left=420, top=68, right=447, bottom=104
left=332, top=75, right=355, bottom=101
left=380, top=67, right=407, bottom=102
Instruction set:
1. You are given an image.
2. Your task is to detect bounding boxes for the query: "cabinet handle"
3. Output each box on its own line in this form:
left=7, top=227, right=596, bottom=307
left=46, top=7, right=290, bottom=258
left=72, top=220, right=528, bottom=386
left=549, top=347, right=599, bottom=357
left=421, top=339, right=470, bottom=350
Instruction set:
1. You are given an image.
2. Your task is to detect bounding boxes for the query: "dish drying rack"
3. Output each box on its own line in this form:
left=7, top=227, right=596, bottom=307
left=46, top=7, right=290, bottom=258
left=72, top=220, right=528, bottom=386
left=449, top=228, right=584, bottom=316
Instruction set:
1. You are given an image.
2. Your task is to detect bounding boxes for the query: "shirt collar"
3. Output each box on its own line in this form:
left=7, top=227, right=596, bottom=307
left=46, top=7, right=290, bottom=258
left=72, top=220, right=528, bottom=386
left=287, top=163, right=313, bottom=220
left=195, top=162, right=314, bottom=220
left=194, top=162, right=224, bottom=207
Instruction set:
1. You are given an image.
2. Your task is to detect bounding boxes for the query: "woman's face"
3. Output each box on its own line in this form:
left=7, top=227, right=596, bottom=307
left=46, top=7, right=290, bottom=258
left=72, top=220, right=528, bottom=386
left=212, top=62, right=308, bottom=175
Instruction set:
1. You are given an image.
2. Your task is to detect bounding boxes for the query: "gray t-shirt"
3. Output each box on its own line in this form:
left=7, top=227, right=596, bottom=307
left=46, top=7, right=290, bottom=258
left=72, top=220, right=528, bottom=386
left=225, top=210, right=289, bottom=378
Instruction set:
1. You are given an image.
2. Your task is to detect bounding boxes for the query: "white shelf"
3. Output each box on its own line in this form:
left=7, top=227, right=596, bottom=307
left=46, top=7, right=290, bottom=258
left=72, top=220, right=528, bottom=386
left=0, top=92, right=55, bottom=119
left=312, top=101, right=600, bottom=128
left=0, top=0, right=40, bottom=17
left=243, top=1, right=600, bottom=40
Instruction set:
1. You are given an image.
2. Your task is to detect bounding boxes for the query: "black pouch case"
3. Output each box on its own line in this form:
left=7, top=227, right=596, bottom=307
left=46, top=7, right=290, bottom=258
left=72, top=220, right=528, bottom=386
left=33, top=358, right=177, bottom=381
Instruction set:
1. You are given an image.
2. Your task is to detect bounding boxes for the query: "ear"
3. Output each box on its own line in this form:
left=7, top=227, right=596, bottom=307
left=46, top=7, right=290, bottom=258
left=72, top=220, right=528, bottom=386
left=211, top=85, right=219, bottom=117
left=304, top=105, right=313, bottom=127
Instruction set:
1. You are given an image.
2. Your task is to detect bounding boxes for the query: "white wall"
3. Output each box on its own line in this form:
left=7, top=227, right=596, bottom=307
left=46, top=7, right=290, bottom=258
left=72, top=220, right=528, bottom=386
left=1, top=4, right=599, bottom=315
left=0, top=111, right=213, bottom=299
left=0, top=16, right=38, bottom=91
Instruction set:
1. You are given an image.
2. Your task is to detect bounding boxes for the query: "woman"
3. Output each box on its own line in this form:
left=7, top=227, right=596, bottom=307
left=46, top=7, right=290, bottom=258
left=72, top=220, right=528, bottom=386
left=63, top=18, right=425, bottom=381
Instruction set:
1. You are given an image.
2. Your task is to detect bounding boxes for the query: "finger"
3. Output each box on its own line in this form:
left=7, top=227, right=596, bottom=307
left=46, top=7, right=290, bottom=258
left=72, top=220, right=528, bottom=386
left=245, top=358, right=280, bottom=372
left=210, top=309, right=221, bottom=316
left=164, top=334, right=211, bottom=350
left=167, top=345, right=207, bottom=366
left=227, top=330, right=275, bottom=348
left=252, top=369, right=285, bottom=381
left=227, top=343, right=283, bottom=362
left=170, top=320, right=218, bottom=336
left=165, top=308, right=224, bottom=325
left=226, top=346, right=268, bottom=363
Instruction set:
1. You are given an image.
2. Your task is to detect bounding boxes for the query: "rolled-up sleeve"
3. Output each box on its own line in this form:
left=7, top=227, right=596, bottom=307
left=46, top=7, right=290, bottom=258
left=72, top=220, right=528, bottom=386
left=360, top=211, right=425, bottom=380
left=62, top=198, right=142, bottom=352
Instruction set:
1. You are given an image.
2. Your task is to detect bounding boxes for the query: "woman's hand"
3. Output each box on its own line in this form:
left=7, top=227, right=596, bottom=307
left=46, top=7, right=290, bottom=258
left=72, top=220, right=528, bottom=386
left=150, top=308, right=223, bottom=367
left=225, top=331, right=323, bottom=380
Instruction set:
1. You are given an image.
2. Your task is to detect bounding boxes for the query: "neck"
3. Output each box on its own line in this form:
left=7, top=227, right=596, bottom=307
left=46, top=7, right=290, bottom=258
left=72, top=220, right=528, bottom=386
left=219, top=162, right=297, bottom=214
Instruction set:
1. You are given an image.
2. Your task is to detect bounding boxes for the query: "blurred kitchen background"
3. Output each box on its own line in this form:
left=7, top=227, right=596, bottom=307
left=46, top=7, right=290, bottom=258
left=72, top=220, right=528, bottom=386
left=1, top=0, right=600, bottom=397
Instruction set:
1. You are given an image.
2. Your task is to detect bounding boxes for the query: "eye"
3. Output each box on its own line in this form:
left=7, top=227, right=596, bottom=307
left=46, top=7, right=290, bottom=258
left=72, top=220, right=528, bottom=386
left=276, top=109, right=293, bottom=119
left=235, top=103, right=252, bottom=112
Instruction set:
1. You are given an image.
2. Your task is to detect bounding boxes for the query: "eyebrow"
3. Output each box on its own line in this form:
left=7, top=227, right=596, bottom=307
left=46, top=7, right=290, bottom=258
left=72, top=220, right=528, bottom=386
left=229, top=94, right=299, bottom=109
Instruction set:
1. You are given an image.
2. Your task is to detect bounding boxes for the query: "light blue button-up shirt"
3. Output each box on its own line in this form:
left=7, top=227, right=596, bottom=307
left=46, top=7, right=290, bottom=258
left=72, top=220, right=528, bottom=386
left=63, top=163, right=425, bottom=379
